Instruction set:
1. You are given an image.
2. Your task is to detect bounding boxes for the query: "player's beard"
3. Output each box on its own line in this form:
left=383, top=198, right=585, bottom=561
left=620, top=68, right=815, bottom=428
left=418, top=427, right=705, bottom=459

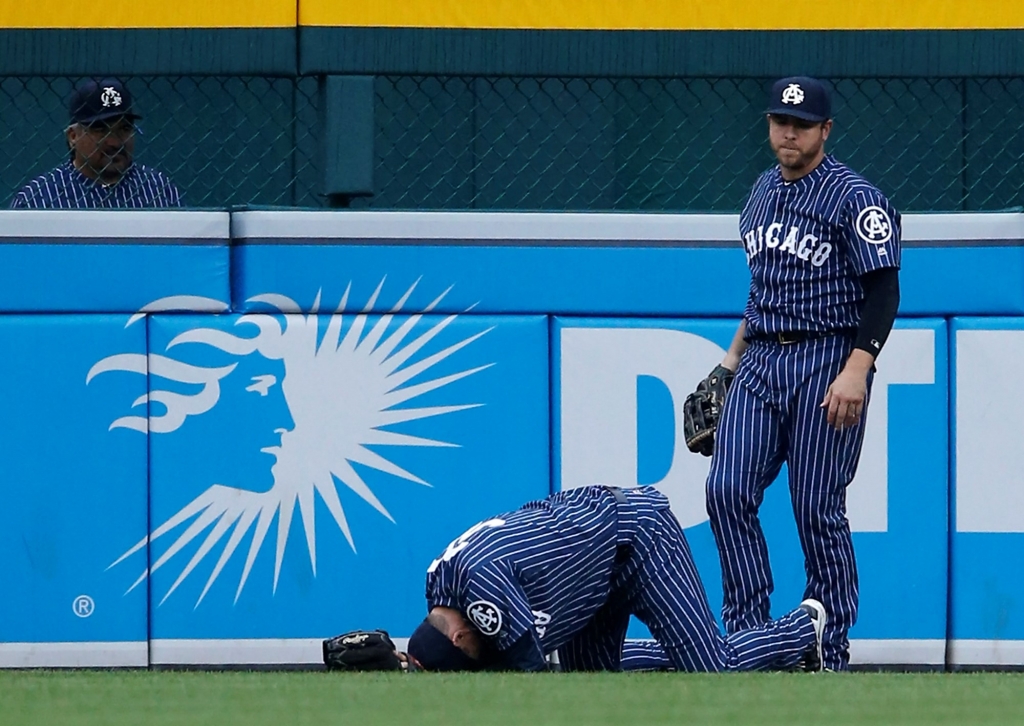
left=772, top=141, right=824, bottom=176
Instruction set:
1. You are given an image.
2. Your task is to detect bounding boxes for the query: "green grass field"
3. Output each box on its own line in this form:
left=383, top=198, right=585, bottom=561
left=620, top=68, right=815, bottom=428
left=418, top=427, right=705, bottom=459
left=4, top=670, right=1024, bottom=726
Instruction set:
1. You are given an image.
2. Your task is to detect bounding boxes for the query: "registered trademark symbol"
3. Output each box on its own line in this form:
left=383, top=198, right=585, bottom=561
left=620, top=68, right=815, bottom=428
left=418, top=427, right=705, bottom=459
left=73, top=595, right=95, bottom=618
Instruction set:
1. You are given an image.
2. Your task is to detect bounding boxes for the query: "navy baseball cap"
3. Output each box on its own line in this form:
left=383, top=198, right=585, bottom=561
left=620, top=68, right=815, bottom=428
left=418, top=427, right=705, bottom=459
left=766, top=76, right=832, bottom=123
left=69, top=78, right=142, bottom=126
left=406, top=618, right=482, bottom=671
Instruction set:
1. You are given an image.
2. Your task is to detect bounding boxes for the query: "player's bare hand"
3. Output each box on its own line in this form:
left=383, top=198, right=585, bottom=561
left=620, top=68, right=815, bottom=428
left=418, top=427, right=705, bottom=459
left=820, top=374, right=864, bottom=430
left=397, top=651, right=423, bottom=672
left=820, top=352, right=873, bottom=431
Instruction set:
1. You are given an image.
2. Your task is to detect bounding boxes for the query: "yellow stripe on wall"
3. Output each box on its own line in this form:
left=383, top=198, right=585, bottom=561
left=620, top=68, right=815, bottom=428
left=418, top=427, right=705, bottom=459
left=6, top=0, right=1018, bottom=31
left=0, top=0, right=295, bottom=29
left=300, top=0, right=1024, bottom=30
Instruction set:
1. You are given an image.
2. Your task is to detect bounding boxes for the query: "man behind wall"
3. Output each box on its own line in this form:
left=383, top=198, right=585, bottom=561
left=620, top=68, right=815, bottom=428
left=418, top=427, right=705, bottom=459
left=9, top=78, right=182, bottom=209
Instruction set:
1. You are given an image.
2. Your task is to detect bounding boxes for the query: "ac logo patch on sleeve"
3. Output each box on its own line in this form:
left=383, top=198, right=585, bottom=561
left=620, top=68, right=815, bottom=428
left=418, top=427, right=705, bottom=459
left=467, top=600, right=503, bottom=636
left=855, top=206, right=893, bottom=245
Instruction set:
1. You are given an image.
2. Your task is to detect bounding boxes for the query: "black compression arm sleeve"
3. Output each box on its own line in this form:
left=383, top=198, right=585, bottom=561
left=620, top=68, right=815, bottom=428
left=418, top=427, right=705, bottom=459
left=486, top=631, right=548, bottom=672
left=854, top=267, right=900, bottom=357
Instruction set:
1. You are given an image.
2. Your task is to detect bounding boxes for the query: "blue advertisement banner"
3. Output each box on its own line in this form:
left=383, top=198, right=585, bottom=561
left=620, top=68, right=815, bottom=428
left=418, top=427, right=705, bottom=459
left=5, top=209, right=1024, bottom=667
left=126, top=305, right=549, bottom=649
left=552, top=317, right=948, bottom=663
left=950, top=317, right=1024, bottom=665
left=0, top=315, right=148, bottom=664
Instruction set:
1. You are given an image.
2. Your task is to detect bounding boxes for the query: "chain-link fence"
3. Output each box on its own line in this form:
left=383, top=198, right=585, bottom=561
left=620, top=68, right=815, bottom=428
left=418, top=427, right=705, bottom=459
left=3, top=75, right=1023, bottom=211
left=0, top=76, right=323, bottom=209
left=373, top=76, right=1024, bottom=212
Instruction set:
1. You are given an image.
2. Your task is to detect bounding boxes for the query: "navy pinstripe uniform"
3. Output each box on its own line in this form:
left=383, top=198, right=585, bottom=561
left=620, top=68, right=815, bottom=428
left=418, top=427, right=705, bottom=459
left=10, top=160, right=182, bottom=209
left=707, top=150, right=901, bottom=670
left=424, top=485, right=816, bottom=672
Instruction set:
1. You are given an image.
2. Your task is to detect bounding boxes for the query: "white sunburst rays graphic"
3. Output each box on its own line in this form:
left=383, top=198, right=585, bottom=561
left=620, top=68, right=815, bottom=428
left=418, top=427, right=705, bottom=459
left=89, top=279, right=493, bottom=607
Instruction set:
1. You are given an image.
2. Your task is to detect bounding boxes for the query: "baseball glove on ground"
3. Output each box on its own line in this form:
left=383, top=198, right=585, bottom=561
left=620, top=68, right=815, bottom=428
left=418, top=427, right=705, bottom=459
left=682, top=365, right=735, bottom=457
left=323, top=629, right=403, bottom=671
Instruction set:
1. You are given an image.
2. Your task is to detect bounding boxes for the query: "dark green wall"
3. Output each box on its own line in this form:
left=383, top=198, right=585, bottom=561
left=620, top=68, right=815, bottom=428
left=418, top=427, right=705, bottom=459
left=6, top=27, right=1024, bottom=78
left=301, top=28, right=1024, bottom=78
left=0, top=29, right=295, bottom=75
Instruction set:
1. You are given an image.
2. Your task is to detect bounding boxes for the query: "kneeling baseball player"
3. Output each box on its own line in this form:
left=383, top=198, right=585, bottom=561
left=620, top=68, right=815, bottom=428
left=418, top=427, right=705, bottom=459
left=328, top=485, right=825, bottom=673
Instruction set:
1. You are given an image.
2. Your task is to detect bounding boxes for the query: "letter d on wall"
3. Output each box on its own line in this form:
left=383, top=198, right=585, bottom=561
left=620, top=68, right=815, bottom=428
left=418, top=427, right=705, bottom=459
left=558, top=323, right=726, bottom=528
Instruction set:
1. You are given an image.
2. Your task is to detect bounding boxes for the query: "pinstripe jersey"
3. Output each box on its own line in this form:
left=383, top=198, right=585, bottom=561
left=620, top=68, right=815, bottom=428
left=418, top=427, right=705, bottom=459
left=9, top=160, right=182, bottom=209
left=740, top=154, right=901, bottom=336
left=425, top=485, right=817, bottom=672
left=424, top=485, right=644, bottom=665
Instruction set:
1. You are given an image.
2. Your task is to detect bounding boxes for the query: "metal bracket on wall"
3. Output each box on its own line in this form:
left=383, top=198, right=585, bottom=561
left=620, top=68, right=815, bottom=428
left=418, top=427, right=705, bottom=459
left=321, top=75, right=375, bottom=208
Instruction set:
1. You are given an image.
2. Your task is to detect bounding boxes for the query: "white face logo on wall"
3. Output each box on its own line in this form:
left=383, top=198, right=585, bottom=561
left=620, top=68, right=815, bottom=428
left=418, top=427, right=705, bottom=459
left=87, top=282, right=491, bottom=607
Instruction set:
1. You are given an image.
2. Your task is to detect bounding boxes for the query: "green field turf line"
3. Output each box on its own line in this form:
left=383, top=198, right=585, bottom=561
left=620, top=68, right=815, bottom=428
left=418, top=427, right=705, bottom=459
left=3, top=670, right=1024, bottom=726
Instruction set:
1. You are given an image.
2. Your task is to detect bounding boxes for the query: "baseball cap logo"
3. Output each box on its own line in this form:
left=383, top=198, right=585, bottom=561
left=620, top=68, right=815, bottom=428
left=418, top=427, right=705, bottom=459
left=781, top=84, right=805, bottom=105
left=100, top=87, right=123, bottom=108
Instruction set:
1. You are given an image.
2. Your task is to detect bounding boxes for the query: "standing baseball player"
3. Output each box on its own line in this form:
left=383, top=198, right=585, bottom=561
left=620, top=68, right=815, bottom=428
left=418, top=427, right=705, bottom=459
left=406, top=484, right=825, bottom=672
left=699, top=76, right=901, bottom=671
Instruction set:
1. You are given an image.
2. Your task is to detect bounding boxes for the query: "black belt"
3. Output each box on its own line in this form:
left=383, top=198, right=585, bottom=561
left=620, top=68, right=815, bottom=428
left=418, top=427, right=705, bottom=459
left=603, top=486, right=635, bottom=567
left=606, top=485, right=629, bottom=505
left=746, top=328, right=857, bottom=346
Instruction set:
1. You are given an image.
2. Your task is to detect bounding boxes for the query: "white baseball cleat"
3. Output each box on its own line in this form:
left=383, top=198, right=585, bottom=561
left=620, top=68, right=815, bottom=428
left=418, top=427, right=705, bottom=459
left=798, top=598, right=827, bottom=673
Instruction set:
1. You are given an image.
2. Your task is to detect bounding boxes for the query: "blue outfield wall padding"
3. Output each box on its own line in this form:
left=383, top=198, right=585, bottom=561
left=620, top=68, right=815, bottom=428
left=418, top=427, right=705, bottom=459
left=0, top=315, right=148, bottom=667
left=233, top=243, right=752, bottom=316
left=231, top=210, right=1024, bottom=316
left=0, top=210, right=230, bottom=314
left=8, top=208, right=1024, bottom=667
left=552, top=316, right=948, bottom=665
left=949, top=317, right=1024, bottom=667
left=141, top=311, right=549, bottom=664
left=900, top=213, right=1024, bottom=316
left=2, top=209, right=1017, bottom=316
left=900, top=247, right=1024, bottom=316
left=231, top=210, right=750, bottom=315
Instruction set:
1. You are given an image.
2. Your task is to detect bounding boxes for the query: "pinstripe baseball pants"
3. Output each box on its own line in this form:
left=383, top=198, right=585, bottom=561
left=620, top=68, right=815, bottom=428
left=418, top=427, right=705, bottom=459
left=558, top=494, right=815, bottom=672
left=706, top=334, right=872, bottom=671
